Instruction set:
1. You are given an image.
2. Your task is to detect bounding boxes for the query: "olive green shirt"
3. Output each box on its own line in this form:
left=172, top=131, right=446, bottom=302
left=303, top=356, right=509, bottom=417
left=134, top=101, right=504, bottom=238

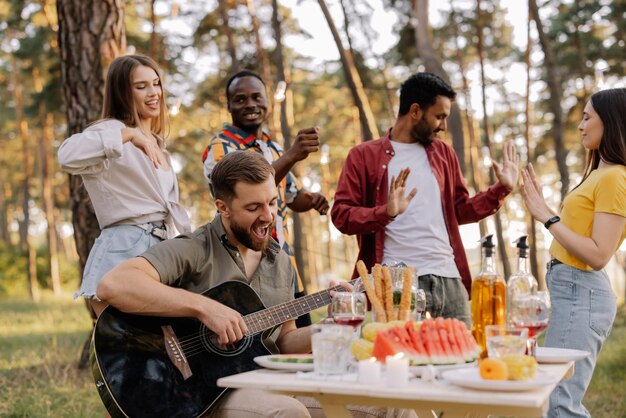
left=141, top=214, right=296, bottom=352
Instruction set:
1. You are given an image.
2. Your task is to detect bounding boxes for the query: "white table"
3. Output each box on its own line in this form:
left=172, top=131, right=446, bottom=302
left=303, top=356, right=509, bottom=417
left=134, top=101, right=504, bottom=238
left=217, top=363, right=574, bottom=418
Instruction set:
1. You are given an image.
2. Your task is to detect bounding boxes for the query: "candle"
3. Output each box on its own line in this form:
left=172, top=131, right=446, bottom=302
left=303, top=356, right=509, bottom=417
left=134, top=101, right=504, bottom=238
left=385, top=353, right=409, bottom=387
left=358, top=358, right=381, bottom=384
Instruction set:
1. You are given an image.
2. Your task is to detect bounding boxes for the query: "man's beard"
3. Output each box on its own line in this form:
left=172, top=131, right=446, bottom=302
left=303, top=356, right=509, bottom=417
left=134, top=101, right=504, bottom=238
left=230, top=218, right=273, bottom=252
left=411, top=116, right=436, bottom=146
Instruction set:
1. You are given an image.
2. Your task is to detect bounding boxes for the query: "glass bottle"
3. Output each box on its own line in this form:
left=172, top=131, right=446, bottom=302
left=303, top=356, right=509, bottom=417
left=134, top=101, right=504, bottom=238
left=506, top=235, right=538, bottom=326
left=471, top=234, right=506, bottom=357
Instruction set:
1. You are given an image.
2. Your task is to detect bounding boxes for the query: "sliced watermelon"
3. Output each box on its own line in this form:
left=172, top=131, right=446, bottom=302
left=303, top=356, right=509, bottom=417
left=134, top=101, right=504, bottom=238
left=434, top=318, right=463, bottom=364
left=405, top=322, right=430, bottom=365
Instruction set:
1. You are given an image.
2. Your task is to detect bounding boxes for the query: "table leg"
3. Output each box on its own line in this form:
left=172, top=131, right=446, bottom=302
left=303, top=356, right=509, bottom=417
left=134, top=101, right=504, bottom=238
left=315, top=394, right=352, bottom=418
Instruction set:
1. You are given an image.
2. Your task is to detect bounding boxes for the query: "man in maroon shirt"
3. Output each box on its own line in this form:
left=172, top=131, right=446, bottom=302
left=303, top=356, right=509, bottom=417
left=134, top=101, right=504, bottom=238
left=331, top=72, right=519, bottom=326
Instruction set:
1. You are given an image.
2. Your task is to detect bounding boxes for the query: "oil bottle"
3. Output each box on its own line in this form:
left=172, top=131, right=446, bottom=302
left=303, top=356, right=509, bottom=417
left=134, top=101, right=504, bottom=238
left=506, top=235, right=538, bottom=326
left=471, top=234, right=506, bottom=357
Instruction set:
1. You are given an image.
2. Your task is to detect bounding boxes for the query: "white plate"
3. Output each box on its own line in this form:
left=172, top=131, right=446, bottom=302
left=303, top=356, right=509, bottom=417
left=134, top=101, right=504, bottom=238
left=254, top=355, right=314, bottom=372
left=441, top=367, right=557, bottom=391
left=535, top=347, right=590, bottom=364
left=410, top=362, right=476, bottom=377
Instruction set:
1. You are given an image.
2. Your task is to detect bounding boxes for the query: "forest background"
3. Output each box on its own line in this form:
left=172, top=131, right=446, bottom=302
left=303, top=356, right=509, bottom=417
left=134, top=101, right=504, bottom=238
left=0, top=0, right=625, bottom=415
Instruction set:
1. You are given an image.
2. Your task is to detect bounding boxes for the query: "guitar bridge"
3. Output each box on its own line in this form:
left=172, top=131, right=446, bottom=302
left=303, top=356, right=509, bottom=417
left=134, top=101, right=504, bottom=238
left=162, top=325, right=193, bottom=380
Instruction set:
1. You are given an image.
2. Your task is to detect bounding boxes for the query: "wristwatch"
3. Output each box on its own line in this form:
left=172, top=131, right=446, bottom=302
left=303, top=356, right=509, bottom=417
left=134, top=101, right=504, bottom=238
left=544, top=216, right=561, bottom=230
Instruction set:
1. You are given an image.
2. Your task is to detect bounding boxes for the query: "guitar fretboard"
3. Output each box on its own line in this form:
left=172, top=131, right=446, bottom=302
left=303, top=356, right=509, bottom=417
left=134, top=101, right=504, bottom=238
left=243, top=282, right=353, bottom=335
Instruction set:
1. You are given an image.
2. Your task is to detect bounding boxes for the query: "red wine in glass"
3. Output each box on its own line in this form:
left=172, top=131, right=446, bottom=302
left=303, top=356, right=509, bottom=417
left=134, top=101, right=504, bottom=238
left=518, top=322, right=548, bottom=339
left=334, top=316, right=365, bottom=328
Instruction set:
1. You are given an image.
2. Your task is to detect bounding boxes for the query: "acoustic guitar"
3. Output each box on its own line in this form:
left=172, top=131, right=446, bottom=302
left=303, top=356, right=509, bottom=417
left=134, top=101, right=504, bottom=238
left=90, top=280, right=351, bottom=418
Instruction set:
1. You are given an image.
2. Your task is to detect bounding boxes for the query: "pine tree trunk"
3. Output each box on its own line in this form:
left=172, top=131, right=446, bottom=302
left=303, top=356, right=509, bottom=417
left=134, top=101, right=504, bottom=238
left=524, top=10, right=542, bottom=287
left=246, top=0, right=279, bottom=140
left=451, top=10, right=487, bottom=237
left=41, top=111, right=62, bottom=294
left=317, top=0, right=379, bottom=141
left=0, top=173, right=9, bottom=245
left=475, top=0, right=510, bottom=278
left=412, top=0, right=465, bottom=173
left=10, top=46, right=40, bottom=301
left=57, top=0, right=126, bottom=368
left=218, top=0, right=239, bottom=73
left=528, top=0, right=569, bottom=202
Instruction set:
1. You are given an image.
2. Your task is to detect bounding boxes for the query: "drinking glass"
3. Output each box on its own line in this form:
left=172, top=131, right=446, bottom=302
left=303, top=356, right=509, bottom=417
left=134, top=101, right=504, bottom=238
left=485, top=325, right=529, bottom=358
left=331, top=292, right=367, bottom=329
left=510, top=291, right=551, bottom=357
left=310, top=323, right=354, bottom=375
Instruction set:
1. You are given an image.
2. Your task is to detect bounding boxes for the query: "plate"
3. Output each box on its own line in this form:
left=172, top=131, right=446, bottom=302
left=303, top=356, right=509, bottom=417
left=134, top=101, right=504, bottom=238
left=535, top=347, right=590, bottom=364
left=253, top=354, right=314, bottom=372
left=441, top=367, right=557, bottom=391
left=410, top=362, right=476, bottom=377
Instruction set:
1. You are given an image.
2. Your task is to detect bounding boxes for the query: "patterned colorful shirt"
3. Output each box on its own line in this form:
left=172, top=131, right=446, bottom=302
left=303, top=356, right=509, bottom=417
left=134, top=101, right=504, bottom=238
left=202, top=123, right=305, bottom=292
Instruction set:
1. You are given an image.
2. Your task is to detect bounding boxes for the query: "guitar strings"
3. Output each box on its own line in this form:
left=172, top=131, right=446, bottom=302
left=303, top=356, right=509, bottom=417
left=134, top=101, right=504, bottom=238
left=171, top=283, right=350, bottom=358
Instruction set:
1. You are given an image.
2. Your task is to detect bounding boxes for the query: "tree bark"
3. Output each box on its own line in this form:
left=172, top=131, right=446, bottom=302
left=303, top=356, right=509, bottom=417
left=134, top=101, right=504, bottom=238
left=528, top=0, right=569, bottom=201
left=57, top=0, right=126, bottom=367
left=412, top=0, right=465, bottom=172
left=475, top=0, right=510, bottom=278
left=317, top=0, right=379, bottom=141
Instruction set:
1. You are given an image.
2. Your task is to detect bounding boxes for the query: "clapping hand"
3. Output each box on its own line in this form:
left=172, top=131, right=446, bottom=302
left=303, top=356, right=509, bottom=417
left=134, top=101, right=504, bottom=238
left=386, top=168, right=417, bottom=218
left=520, top=163, right=557, bottom=223
left=492, top=141, right=519, bottom=190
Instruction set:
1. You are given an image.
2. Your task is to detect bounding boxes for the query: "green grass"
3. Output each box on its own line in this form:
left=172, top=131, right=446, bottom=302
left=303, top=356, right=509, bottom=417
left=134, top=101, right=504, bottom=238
left=0, top=293, right=102, bottom=418
left=0, top=295, right=624, bottom=417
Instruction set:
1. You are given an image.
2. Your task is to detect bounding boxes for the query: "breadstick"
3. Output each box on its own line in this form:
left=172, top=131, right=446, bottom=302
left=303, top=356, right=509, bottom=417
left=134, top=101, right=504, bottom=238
left=372, top=264, right=384, bottom=304
left=356, top=260, right=387, bottom=323
left=381, top=266, right=396, bottom=321
left=398, top=267, right=414, bottom=321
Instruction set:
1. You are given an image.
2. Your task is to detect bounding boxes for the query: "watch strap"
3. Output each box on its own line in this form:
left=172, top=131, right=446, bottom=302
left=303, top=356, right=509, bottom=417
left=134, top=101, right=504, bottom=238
left=544, top=216, right=561, bottom=229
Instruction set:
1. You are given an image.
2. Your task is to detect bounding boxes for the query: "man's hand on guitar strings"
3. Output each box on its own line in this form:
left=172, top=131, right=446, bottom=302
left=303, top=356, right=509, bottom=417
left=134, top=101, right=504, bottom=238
left=199, top=299, right=248, bottom=345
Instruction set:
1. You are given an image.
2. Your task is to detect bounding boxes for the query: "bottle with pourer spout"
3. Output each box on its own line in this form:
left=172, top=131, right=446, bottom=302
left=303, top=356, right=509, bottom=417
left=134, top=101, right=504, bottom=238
left=471, top=234, right=506, bottom=357
left=506, top=236, right=539, bottom=326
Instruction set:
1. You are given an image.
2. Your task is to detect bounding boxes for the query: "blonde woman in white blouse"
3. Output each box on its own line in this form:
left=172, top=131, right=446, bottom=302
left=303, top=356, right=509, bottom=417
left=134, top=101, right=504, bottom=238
left=59, top=54, right=190, bottom=316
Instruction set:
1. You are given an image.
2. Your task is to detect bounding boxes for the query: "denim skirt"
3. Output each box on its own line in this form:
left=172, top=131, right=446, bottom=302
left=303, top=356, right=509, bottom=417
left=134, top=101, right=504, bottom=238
left=74, top=224, right=163, bottom=300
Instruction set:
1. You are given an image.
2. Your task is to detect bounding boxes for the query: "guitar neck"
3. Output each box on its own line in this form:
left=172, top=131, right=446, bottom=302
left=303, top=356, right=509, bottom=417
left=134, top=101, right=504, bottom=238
left=243, top=281, right=354, bottom=335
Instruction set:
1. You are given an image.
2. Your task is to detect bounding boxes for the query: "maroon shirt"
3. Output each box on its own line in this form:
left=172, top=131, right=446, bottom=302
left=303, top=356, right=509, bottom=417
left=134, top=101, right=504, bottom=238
left=331, top=129, right=511, bottom=294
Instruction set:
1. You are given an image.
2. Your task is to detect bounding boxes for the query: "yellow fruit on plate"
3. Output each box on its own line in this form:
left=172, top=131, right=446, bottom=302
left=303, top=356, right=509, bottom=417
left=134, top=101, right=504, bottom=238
left=351, top=338, right=374, bottom=360
left=361, top=322, right=388, bottom=342
left=479, top=358, right=509, bottom=380
left=500, top=354, right=537, bottom=381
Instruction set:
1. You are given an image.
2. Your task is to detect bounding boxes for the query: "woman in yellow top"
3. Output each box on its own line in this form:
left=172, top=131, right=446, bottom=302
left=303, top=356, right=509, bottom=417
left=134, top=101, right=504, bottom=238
left=521, top=88, right=626, bottom=418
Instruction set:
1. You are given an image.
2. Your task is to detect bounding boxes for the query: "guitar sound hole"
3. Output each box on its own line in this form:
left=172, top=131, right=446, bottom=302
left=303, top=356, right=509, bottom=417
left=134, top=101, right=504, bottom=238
left=199, top=325, right=252, bottom=357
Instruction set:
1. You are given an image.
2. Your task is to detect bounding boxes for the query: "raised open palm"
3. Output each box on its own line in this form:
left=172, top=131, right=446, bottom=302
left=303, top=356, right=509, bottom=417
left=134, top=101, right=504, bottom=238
left=387, top=167, right=417, bottom=218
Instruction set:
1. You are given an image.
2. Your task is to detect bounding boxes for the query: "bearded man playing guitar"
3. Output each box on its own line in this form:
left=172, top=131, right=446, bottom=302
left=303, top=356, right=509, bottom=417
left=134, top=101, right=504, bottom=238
left=94, top=151, right=414, bottom=418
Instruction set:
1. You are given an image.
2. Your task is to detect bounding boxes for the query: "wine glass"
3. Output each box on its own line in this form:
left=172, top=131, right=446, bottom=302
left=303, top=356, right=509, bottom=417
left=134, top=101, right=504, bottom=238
left=510, top=291, right=551, bottom=357
left=330, top=292, right=367, bottom=332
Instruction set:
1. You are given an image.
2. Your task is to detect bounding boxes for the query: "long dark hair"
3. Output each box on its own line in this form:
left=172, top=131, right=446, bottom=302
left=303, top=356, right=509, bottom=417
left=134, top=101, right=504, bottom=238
left=101, top=54, right=167, bottom=136
left=577, top=88, right=626, bottom=186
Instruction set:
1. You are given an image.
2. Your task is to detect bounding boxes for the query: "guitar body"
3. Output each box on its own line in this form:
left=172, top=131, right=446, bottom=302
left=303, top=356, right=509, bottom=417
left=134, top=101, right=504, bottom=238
left=91, top=281, right=274, bottom=418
